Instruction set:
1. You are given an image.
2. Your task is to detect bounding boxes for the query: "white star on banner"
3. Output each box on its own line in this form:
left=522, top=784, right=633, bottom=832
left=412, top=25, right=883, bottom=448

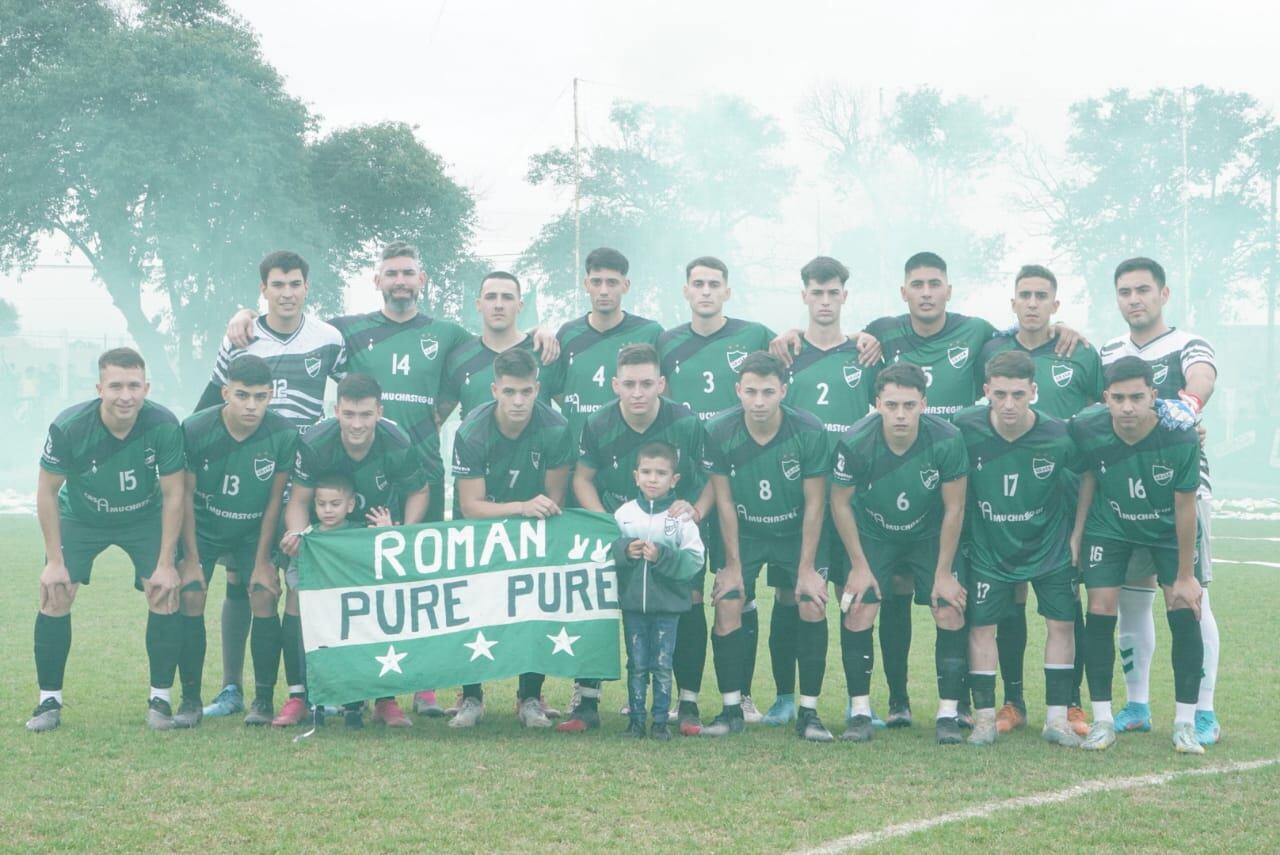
left=375, top=644, right=408, bottom=677
left=547, top=627, right=581, bottom=656
left=464, top=630, right=499, bottom=661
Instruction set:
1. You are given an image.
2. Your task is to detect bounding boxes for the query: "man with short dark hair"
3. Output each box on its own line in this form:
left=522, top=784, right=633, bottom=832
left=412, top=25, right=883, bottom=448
left=28, top=348, right=186, bottom=732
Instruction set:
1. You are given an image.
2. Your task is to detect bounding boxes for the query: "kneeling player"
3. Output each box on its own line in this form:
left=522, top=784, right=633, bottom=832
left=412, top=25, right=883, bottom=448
left=954, top=351, right=1082, bottom=746
left=830, top=363, right=970, bottom=745
left=1071, top=356, right=1204, bottom=754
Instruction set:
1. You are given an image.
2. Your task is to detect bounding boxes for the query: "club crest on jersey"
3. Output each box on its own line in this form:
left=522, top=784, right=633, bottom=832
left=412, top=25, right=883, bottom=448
left=843, top=364, right=863, bottom=388
left=144, top=447, right=156, bottom=467
left=920, top=468, right=940, bottom=490
left=254, top=456, right=275, bottom=481
left=304, top=356, right=322, bottom=378
left=420, top=338, right=439, bottom=360
left=664, top=516, right=680, bottom=537
left=1152, top=464, right=1174, bottom=486
left=530, top=451, right=541, bottom=469
left=726, top=350, right=748, bottom=372
left=1032, top=457, right=1055, bottom=480
left=1051, top=363, right=1074, bottom=387
left=1152, top=363, right=1169, bottom=386
left=781, top=455, right=801, bottom=481
left=947, top=345, right=970, bottom=369
left=375, top=472, right=388, bottom=491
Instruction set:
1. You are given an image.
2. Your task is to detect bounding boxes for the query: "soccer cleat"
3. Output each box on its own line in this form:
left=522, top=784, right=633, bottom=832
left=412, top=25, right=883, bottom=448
left=623, top=719, right=646, bottom=739
left=1195, top=710, right=1221, bottom=746
left=935, top=716, right=963, bottom=745
left=413, top=690, right=446, bottom=718
left=840, top=714, right=875, bottom=743
left=202, top=684, right=245, bottom=718
left=796, top=708, right=834, bottom=743
left=173, top=696, right=203, bottom=729
left=676, top=701, right=702, bottom=736
left=1081, top=720, right=1117, bottom=751
left=762, top=694, right=796, bottom=727
left=148, top=697, right=177, bottom=731
left=1067, top=705, right=1090, bottom=737
left=517, top=697, right=552, bottom=729
left=650, top=721, right=673, bottom=742
left=1114, top=701, right=1152, bottom=733
left=25, top=698, right=62, bottom=733
left=844, top=698, right=887, bottom=729
left=956, top=698, right=973, bottom=730
left=700, top=709, right=746, bottom=737
left=344, top=708, right=364, bottom=730
left=1042, top=717, right=1084, bottom=748
left=1173, top=721, right=1206, bottom=755
left=555, top=704, right=601, bottom=733
left=272, top=697, right=308, bottom=727
left=372, top=698, right=413, bottom=728
left=447, top=697, right=483, bottom=728
left=243, top=697, right=274, bottom=726
left=565, top=683, right=583, bottom=716
left=886, top=699, right=913, bottom=729
left=968, top=709, right=998, bottom=746
left=740, top=696, right=764, bottom=724
left=444, top=692, right=465, bottom=716
left=539, top=697, right=562, bottom=719
left=995, top=702, right=1027, bottom=735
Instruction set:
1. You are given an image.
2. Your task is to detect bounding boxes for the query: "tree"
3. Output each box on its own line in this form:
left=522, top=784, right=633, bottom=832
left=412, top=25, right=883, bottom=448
left=0, top=298, right=18, bottom=336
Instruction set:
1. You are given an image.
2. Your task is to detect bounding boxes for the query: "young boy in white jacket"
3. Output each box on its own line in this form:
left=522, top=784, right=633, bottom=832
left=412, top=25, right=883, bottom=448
left=610, top=441, right=705, bottom=740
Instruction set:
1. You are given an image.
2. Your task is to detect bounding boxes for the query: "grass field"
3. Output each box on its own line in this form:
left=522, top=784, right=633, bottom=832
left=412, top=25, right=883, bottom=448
left=1, top=514, right=1277, bottom=853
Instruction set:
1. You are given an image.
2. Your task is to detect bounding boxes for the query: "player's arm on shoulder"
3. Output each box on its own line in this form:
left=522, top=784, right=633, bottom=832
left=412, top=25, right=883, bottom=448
left=227, top=309, right=259, bottom=348
left=769, top=327, right=804, bottom=367
left=530, top=325, right=560, bottom=364
left=1051, top=320, right=1089, bottom=357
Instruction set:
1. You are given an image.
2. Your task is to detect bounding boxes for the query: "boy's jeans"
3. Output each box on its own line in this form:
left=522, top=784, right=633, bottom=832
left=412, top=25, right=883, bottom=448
left=623, top=612, right=679, bottom=723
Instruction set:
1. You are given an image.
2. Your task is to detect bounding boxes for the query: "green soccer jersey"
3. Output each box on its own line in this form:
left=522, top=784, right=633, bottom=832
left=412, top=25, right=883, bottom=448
left=784, top=336, right=878, bottom=439
left=702, top=404, right=829, bottom=540
left=440, top=335, right=548, bottom=420
left=657, top=318, right=775, bottom=421
left=954, top=405, right=1081, bottom=581
left=578, top=398, right=706, bottom=512
left=183, top=406, right=300, bottom=545
left=1070, top=403, right=1200, bottom=546
left=831, top=412, right=969, bottom=544
left=292, top=418, right=437, bottom=523
left=451, top=400, right=575, bottom=509
left=976, top=334, right=1103, bottom=419
left=41, top=399, right=185, bottom=525
left=866, top=312, right=997, bottom=418
left=542, top=312, right=663, bottom=441
left=329, top=311, right=472, bottom=448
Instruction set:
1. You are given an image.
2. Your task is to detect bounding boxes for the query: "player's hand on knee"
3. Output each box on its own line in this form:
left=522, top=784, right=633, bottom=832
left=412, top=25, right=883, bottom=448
left=148, top=563, right=181, bottom=613
left=39, top=560, right=73, bottom=613
left=795, top=567, right=828, bottom=608
left=843, top=566, right=878, bottom=611
left=1170, top=576, right=1203, bottom=620
left=249, top=560, right=281, bottom=599
left=712, top=566, right=744, bottom=604
left=932, top=573, right=966, bottom=612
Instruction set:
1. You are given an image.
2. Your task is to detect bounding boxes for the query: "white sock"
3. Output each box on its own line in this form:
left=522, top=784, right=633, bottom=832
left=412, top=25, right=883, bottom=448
left=1092, top=701, right=1113, bottom=724
left=850, top=695, right=871, bottom=717
left=1118, top=586, right=1156, bottom=705
left=39, top=690, right=63, bottom=705
left=1175, top=702, right=1196, bottom=726
left=150, top=686, right=172, bottom=704
left=679, top=689, right=698, bottom=703
left=1046, top=704, right=1067, bottom=721
left=722, top=690, right=742, bottom=707
left=1197, top=587, right=1218, bottom=712
left=937, top=699, right=958, bottom=719
left=288, top=684, right=305, bottom=696
left=799, top=695, right=819, bottom=710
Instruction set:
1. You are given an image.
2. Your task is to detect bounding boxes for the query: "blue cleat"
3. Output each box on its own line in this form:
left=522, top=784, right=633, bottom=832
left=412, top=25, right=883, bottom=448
left=845, top=698, right=888, bottom=729
left=762, top=694, right=796, bottom=726
left=202, top=684, right=245, bottom=718
left=1195, top=710, right=1221, bottom=746
left=1114, top=701, right=1152, bottom=733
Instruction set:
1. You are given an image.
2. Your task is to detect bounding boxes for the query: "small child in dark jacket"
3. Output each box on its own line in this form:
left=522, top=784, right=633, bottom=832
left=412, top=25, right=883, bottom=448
left=610, top=441, right=705, bottom=740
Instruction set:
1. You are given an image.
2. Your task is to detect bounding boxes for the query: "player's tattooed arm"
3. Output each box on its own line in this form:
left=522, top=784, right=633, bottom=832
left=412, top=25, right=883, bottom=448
left=1170, top=490, right=1203, bottom=620
left=930, top=477, right=967, bottom=612
left=794, top=475, right=829, bottom=608
left=830, top=484, right=880, bottom=609
left=226, top=308, right=259, bottom=349
left=572, top=464, right=607, bottom=513
left=36, top=469, right=73, bottom=615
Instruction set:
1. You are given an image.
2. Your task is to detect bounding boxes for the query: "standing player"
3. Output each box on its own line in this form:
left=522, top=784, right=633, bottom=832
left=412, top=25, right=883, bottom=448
left=28, top=348, right=185, bottom=732
left=451, top=348, right=575, bottom=728
left=954, top=352, right=1083, bottom=747
left=199, top=250, right=347, bottom=721
left=1071, top=356, right=1205, bottom=754
left=1098, top=257, right=1220, bottom=745
left=701, top=352, right=834, bottom=742
left=829, top=363, right=970, bottom=745
left=975, top=264, right=1102, bottom=736
left=176, top=356, right=299, bottom=727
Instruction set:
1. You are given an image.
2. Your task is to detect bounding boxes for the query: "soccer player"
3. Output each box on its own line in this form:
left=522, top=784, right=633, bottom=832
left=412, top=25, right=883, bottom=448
left=975, top=264, right=1103, bottom=736
left=954, top=351, right=1083, bottom=747
left=176, top=355, right=298, bottom=727
left=28, top=348, right=186, bottom=732
left=558, top=343, right=710, bottom=733
left=450, top=348, right=575, bottom=728
left=657, top=256, right=774, bottom=729
left=702, top=352, right=834, bottom=742
left=279, top=373, right=436, bottom=728
left=829, top=363, right=970, bottom=745
left=1070, top=356, right=1205, bottom=754
left=1098, top=257, right=1220, bottom=745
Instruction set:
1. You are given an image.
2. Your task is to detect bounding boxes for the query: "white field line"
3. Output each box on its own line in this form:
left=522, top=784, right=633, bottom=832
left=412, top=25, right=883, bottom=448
left=792, top=756, right=1280, bottom=855
left=1212, top=559, right=1280, bottom=569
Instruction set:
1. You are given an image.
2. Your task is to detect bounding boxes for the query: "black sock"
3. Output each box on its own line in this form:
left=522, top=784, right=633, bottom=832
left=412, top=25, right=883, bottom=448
left=178, top=615, right=206, bottom=699
left=1084, top=613, right=1118, bottom=703
left=518, top=672, right=545, bottom=701
left=840, top=626, right=874, bottom=699
left=741, top=606, right=761, bottom=697
left=711, top=628, right=745, bottom=696
left=1166, top=608, right=1204, bottom=705
left=145, top=612, right=181, bottom=690
left=673, top=605, right=707, bottom=694
left=796, top=617, right=827, bottom=698
left=969, top=672, right=997, bottom=710
left=1071, top=599, right=1086, bottom=706
left=1045, top=667, right=1073, bottom=708
left=996, top=603, right=1027, bottom=706
left=879, top=596, right=912, bottom=702
left=281, top=614, right=304, bottom=691
left=768, top=603, right=798, bottom=696
left=34, top=613, right=72, bottom=691
left=934, top=627, right=966, bottom=702
left=249, top=615, right=282, bottom=698
left=463, top=683, right=484, bottom=701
